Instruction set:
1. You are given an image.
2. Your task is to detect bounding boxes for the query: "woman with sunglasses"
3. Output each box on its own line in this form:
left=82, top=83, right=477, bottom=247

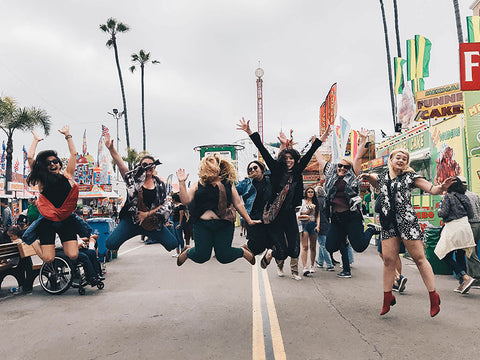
left=315, top=128, right=380, bottom=279
left=236, top=160, right=280, bottom=260
left=358, top=149, right=454, bottom=317
left=175, top=154, right=258, bottom=266
left=237, top=118, right=331, bottom=278
left=26, top=127, right=90, bottom=264
left=103, top=132, right=177, bottom=252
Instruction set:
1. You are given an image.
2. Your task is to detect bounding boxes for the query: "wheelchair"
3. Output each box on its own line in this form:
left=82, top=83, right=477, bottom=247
left=38, top=251, right=104, bottom=295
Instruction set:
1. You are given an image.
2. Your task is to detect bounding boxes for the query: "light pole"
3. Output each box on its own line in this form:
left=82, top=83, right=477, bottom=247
left=107, top=108, right=123, bottom=180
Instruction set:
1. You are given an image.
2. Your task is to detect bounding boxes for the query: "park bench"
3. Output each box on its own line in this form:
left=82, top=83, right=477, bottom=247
left=0, top=242, right=41, bottom=292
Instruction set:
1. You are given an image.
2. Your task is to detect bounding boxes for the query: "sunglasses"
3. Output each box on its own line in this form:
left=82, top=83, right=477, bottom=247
left=337, top=163, right=351, bottom=170
left=306, top=190, right=315, bottom=193
left=141, top=162, right=155, bottom=168
left=46, top=159, right=60, bottom=166
left=248, top=165, right=259, bottom=173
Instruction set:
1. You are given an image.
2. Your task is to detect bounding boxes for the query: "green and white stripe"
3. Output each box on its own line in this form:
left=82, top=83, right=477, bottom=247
left=411, top=78, right=424, bottom=96
left=394, top=57, right=406, bottom=94
left=406, top=39, right=417, bottom=81
left=467, top=16, right=480, bottom=43
left=415, top=35, right=431, bottom=78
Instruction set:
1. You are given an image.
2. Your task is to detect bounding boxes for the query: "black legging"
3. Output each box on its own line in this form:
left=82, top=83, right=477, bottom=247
left=269, top=208, right=300, bottom=261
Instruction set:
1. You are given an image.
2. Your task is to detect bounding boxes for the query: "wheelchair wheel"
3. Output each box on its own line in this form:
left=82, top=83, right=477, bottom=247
left=78, top=287, right=86, bottom=295
left=97, top=281, right=104, bottom=290
left=39, top=256, right=73, bottom=295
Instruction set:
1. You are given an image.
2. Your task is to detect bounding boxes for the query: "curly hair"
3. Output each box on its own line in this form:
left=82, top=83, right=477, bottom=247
left=26, top=150, right=63, bottom=187
left=198, top=154, right=237, bottom=185
left=278, top=148, right=300, bottom=169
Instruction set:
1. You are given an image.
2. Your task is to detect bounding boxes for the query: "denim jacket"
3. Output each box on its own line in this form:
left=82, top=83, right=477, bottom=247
left=236, top=175, right=272, bottom=214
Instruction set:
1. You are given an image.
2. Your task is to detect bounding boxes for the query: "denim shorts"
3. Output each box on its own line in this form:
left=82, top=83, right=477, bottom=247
left=301, top=221, right=317, bottom=234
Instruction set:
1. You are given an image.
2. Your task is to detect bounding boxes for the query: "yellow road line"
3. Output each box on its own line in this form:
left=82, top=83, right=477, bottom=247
left=252, top=263, right=266, bottom=360
left=262, top=268, right=286, bottom=360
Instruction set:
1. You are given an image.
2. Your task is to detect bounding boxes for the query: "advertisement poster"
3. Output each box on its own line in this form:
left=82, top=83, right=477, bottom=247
left=430, top=114, right=466, bottom=184
left=469, top=157, right=480, bottom=194
left=463, top=90, right=480, bottom=157
left=415, top=83, right=463, bottom=122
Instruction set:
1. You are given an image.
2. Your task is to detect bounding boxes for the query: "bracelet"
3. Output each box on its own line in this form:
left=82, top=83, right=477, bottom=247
left=65, top=135, right=72, bottom=140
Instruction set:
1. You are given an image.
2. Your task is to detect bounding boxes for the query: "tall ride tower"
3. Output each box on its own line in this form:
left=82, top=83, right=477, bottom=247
left=255, top=67, right=264, bottom=159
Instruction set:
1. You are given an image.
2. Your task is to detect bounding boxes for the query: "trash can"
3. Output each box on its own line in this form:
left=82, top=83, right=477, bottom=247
left=86, top=217, right=115, bottom=262
left=424, top=225, right=452, bottom=275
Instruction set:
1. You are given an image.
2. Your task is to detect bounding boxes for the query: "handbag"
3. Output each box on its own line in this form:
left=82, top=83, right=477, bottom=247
left=217, top=181, right=237, bottom=223
left=262, top=175, right=292, bottom=224
left=137, top=187, right=162, bottom=231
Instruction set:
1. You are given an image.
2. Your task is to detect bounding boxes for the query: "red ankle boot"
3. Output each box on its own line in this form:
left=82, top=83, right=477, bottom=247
left=380, top=291, right=396, bottom=315
left=429, top=290, right=440, bottom=317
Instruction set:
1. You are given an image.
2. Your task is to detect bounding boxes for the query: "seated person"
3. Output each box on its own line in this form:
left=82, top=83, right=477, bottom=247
left=77, top=235, right=104, bottom=286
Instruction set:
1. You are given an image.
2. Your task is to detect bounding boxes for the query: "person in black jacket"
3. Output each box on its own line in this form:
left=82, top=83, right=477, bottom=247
left=237, top=118, right=331, bottom=279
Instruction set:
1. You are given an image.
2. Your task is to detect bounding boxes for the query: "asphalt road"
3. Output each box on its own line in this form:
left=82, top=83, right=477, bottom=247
left=1, top=229, right=479, bottom=360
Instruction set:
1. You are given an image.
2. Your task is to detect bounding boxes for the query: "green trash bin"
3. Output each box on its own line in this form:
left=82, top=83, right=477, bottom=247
left=424, top=226, right=452, bottom=275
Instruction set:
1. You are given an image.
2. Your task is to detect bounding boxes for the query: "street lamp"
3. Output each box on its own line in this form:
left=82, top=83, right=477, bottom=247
left=107, top=108, right=123, bottom=180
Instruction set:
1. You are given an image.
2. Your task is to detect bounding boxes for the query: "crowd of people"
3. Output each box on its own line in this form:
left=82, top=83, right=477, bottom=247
left=2, top=121, right=479, bottom=320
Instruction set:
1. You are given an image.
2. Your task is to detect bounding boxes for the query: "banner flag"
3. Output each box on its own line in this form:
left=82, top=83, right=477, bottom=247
left=339, top=117, right=351, bottom=157
left=394, top=57, right=406, bottom=94
left=406, top=39, right=417, bottom=81
left=411, top=78, right=425, bottom=96
left=319, top=101, right=327, bottom=134
left=14, top=159, right=19, bottom=173
left=415, top=35, right=431, bottom=79
left=331, top=125, right=341, bottom=163
left=350, top=130, right=359, bottom=160
left=325, top=83, right=337, bottom=126
left=1, top=141, right=5, bottom=171
left=467, top=16, right=480, bottom=43
left=82, top=130, right=87, bottom=155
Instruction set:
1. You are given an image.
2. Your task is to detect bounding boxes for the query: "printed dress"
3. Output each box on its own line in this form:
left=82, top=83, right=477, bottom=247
left=377, top=170, right=424, bottom=241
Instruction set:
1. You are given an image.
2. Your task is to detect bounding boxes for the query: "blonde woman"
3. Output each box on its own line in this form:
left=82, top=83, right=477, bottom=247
left=176, top=154, right=259, bottom=266
left=359, top=148, right=454, bottom=317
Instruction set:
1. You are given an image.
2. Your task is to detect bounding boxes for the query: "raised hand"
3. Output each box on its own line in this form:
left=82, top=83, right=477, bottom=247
left=103, top=131, right=114, bottom=150
left=319, top=125, right=333, bottom=143
left=176, top=168, right=189, bottom=182
left=31, top=130, right=43, bottom=143
left=440, top=176, right=456, bottom=192
left=359, top=127, right=369, bottom=141
left=58, top=125, right=70, bottom=136
left=236, top=117, right=252, bottom=135
left=278, top=131, right=288, bottom=147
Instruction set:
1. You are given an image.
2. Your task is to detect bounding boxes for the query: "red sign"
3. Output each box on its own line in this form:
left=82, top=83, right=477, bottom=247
left=460, top=42, right=480, bottom=90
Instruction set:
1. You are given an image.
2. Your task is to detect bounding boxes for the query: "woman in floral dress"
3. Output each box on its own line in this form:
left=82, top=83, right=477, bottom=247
left=359, top=149, right=454, bottom=317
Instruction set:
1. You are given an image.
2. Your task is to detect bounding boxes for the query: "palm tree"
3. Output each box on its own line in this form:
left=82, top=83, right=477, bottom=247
left=453, top=0, right=464, bottom=44
left=100, top=18, right=131, bottom=149
left=129, top=50, right=160, bottom=151
left=122, top=147, right=140, bottom=170
left=379, top=0, right=397, bottom=131
left=0, top=97, right=51, bottom=193
left=393, top=0, right=401, bottom=57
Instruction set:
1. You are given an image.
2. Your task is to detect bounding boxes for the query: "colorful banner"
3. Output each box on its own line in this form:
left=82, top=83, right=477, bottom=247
left=467, top=16, right=480, bottom=43
left=415, top=35, right=431, bottom=79
left=82, top=129, right=87, bottom=155
left=463, top=90, right=480, bottom=157
left=319, top=101, right=327, bottom=134
left=339, top=117, right=351, bottom=158
left=406, top=38, right=417, bottom=81
left=469, top=157, right=480, bottom=194
left=325, top=83, right=337, bottom=126
left=415, top=83, right=463, bottom=121
left=350, top=130, right=359, bottom=160
left=394, top=57, right=406, bottom=94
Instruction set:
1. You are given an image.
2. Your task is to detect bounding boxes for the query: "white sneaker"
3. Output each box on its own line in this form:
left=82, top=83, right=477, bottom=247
left=172, top=252, right=179, bottom=258
left=302, top=268, right=310, bottom=277
left=309, top=265, right=315, bottom=273
left=291, top=274, right=302, bottom=280
left=277, top=267, right=285, bottom=277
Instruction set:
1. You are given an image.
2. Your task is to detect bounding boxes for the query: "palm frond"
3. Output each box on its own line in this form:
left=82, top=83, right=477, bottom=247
left=117, top=23, right=129, bottom=32
left=129, top=65, right=136, bottom=73
left=106, top=39, right=113, bottom=47
left=152, top=60, right=160, bottom=64
left=99, top=24, right=109, bottom=33
left=106, top=18, right=117, bottom=29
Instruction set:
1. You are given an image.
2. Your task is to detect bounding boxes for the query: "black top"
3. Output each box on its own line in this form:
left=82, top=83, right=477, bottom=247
left=142, top=187, right=157, bottom=209
left=251, top=178, right=268, bottom=219
left=41, top=175, right=72, bottom=208
left=172, top=204, right=186, bottom=222
left=190, top=179, right=233, bottom=222
left=250, top=132, right=322, bottom=211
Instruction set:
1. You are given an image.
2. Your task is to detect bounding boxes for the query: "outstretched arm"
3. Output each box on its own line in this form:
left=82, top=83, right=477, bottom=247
left=58, top=126, right=77, bottom=178
left=104, top=132, right=129, bottom=178
left=299, top=126, right=332, bottom=172
left=27, top=131, right=43, bottom=169
left=353, top=128, right=369, bottom=176
left=357, top=172, right=379, bottom=189
left=314, top=126, right=332, bottom=175
left=414, top=176, right=455, bottom=195
left=231, top=184, right=260, bottom=225
left=176, top=169, right=197, bottom=205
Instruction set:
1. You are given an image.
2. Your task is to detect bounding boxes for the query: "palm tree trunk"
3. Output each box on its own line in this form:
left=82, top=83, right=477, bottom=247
left=112, top=40, right=130, bottom=149
left=5, top=134, right=13, bottom=195
left=393, top=0, right=401, bottom=57
left=141, top=64, right=146, bottom=151
left=453, top=0, right=464, bottom=44
left=379, top=0, right=396, bottom=130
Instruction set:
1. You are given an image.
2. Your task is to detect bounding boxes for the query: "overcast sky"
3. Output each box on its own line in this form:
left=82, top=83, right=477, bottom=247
left=0, top=0, right=474, bottom=181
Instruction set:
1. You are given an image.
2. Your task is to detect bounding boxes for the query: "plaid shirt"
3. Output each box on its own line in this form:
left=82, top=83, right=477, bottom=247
left=122, top=165, right=172, bottom=228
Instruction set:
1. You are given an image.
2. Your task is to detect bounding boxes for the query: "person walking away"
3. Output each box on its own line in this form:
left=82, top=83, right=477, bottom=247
left=315, top=186, right=334, bottom=271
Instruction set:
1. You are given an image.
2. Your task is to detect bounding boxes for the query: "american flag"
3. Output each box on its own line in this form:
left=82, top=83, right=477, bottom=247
left=102, top=125, right=110, bottom=137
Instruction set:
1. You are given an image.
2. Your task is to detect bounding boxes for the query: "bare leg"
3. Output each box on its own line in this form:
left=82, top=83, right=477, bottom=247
left=32, top=241, right=55, bottom=263
left=62, top=240, right=79, bottom=261
left=403, top=239, right=435, bottom=291
left=300, top=231, right=309, bottom=268
left=381, top=237, right=401, bottom=292
left=309, top=233, right=317, bottom=267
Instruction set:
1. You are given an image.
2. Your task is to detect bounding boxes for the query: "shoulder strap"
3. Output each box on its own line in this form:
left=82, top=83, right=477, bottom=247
left=137, top=187, right=148, bottom=212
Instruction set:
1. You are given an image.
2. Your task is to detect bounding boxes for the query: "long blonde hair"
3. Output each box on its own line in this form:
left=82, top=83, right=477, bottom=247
left=198, top=154, right=238, bottom=185
left=388, top=148, right=415, bottom=179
